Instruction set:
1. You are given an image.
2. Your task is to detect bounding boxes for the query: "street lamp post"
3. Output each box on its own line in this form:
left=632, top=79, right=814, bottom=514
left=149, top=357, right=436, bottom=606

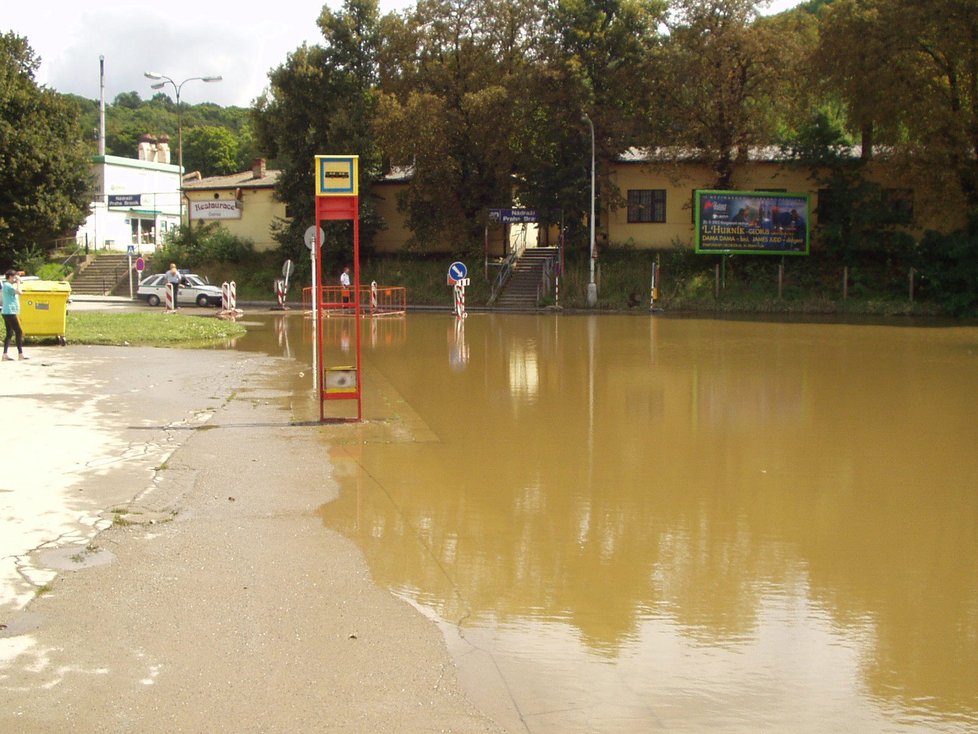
left=582, top=113, right=598, bottom=307
left=144, top=72, right=222, bottom=226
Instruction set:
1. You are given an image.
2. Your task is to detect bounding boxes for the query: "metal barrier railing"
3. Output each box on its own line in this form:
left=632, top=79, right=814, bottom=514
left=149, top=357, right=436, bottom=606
left=302, top=284, right=407, bottom=317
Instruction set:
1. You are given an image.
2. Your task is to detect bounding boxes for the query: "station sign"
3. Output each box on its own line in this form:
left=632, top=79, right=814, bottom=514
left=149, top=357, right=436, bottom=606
left=108, top=194, right=141, bottom=207
left=489, top=208, right=539, bottom=224
left=315, top=155, right=359, bottom=197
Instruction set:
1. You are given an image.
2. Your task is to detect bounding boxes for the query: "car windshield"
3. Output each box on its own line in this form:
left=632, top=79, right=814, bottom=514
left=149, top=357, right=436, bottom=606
left=185, top=275, right=207, bottom=287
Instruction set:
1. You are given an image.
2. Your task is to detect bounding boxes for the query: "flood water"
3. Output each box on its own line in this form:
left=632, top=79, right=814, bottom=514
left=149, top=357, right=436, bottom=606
left=241, top=311, right=978, bottom=733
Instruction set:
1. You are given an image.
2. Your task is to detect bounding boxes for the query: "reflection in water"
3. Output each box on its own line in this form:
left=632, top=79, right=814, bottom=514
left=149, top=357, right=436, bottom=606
left=242, top=313, right=978, bottom=733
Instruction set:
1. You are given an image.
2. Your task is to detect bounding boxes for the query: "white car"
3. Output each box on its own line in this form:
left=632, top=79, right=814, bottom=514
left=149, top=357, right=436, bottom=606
left=137, top=273, right=223, bottom=307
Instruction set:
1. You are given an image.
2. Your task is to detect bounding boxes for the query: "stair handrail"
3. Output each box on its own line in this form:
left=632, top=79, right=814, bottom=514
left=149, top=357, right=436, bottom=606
left=488, top=248, right=520, bottom=306
left=535, top=250, right=560, bottom=306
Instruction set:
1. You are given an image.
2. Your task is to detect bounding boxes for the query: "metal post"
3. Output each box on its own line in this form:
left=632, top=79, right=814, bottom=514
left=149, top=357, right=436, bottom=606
left=144, top=72, right=222, bottom=228
left=582, top=113, right=597, bottom=307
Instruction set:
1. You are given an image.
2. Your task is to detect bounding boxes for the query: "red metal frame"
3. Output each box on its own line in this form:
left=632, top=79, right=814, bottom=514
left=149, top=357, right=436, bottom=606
left=315, top=195, right=362, bottom=422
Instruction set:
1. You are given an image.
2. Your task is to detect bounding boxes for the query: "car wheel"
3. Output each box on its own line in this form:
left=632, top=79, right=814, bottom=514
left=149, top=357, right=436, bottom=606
left=197, top=294, right=210, bottom=307
left=147, top=294, right=161, bottom=307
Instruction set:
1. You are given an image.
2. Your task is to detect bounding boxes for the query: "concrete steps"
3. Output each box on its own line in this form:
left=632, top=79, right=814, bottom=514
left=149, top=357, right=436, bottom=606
left=493, top=248, right=558, bottom=310
left=69, top=254, right=132, bottom=296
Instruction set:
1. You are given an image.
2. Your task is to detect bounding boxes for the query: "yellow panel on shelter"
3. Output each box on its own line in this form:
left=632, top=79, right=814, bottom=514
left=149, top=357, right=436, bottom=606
left=315, top=155, right=359, bottom=197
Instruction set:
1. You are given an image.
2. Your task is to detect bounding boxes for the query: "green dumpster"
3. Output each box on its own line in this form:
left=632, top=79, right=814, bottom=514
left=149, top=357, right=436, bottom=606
left=19, top=281, right=71, bottom=345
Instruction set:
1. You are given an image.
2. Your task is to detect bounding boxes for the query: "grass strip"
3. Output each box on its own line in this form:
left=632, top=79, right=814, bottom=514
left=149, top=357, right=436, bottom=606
left=52, top=312, right=247, bottom=347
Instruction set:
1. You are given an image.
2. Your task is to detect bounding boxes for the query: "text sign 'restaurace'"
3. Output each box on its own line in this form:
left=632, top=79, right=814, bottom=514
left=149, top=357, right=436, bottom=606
left=315, top=155, right=359, bottom=197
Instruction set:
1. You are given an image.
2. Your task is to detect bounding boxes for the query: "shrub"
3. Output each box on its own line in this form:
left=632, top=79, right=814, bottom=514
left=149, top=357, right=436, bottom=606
left=915, top=217, right=978, bottom=316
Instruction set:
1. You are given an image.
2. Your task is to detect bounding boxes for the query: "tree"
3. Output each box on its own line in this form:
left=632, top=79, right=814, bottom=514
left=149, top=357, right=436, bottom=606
left=654, top=0, right=787, bottom=188
left=253, top=0, right=383, bottom=260
left=182, top=125, right=240, bottom=176
left=374, top=0, right=560, bottom=251
left=818, top=0, right=978, bottom=210
left=527, top=0, right=665, bottom=237
left=0, top=33, right=92, bottom=264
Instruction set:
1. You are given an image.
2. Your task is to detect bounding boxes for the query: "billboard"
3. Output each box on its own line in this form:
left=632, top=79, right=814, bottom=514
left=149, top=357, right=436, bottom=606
left=695, top=190, right=810, bottom=255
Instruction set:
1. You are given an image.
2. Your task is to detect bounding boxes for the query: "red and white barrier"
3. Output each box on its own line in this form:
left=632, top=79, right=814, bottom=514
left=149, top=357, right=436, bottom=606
left=370, top=281, right=378, bottom=315
left=453, top=277, right=469, bottom=319
left=165, top=282, right=176, bottom=312
left=219, top=280, right=243, bottom=319
left=274, top=278, right=288, bottom=310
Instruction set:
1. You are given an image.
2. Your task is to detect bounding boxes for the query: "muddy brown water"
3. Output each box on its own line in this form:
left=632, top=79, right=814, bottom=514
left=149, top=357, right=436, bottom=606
left=237, top=311, right=978, bottom=733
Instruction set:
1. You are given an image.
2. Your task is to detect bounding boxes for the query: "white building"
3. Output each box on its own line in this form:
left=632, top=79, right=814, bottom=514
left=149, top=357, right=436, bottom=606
left=76, top=134, right=182, bottom=253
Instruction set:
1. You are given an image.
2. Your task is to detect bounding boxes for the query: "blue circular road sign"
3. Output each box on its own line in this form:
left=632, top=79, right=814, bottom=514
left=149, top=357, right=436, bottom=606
left=449, top=261, right=468, bottom=281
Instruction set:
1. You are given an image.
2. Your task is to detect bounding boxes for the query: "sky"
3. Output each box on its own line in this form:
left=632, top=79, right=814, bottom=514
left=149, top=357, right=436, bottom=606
left=5, top=0, right=803, bottom=109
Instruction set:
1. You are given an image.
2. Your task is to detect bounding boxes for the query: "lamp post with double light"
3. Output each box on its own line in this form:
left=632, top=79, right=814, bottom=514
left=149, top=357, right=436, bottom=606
left=581, top=113, right=597, bottom=307
left=144, top=72, right=222, bottom=224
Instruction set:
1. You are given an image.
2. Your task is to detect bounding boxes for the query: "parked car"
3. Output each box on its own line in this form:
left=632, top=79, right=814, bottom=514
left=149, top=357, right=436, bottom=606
left=137, top=273, right=223, bottom=307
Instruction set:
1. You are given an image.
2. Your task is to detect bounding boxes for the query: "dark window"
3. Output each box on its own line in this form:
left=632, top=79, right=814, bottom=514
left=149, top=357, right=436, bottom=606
left=883, top=188, right=914, bottom=223
left=817, top=188, right=837, bottom=224
left=628, top=190, right=666, bottom=223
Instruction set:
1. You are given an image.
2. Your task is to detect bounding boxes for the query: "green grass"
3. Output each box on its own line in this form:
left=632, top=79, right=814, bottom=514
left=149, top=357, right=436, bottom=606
left=51, top=312, right=247, bottom=346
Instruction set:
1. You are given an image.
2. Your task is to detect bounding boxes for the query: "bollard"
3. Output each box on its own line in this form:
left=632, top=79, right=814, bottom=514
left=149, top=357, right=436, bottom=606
left=453, top=278, right=468, bottom=318
left=165, top=282, right=175, bottom=312
left=370, top=281, right=378, bottom=315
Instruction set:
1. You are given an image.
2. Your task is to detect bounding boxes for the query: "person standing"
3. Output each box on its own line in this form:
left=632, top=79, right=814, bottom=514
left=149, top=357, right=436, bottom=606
left=340, top=266, right=352, bottom=305
left=165, top=263, right=182, bottom=309
left=2, top=270, right=27, bottom=361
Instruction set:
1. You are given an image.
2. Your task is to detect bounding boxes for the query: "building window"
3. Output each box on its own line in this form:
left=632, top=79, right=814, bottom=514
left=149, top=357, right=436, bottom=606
left=817, top=188, right=836, bottom=224
left=883, top=188, right=914, bottom=223
left=628, top=190, right=666, bottom=223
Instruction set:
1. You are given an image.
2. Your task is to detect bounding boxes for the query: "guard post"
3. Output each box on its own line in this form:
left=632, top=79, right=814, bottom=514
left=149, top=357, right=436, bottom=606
left=314, top=155, right=362, bottom=422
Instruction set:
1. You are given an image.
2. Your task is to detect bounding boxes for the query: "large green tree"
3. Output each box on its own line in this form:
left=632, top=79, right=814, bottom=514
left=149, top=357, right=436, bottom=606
left=253, top=0, right=383, bottom=260
left=654, top=0, right=790, bottom=188
left=0, top=33, right=91, bottom=263
left=818, top=0, right=978, bottom=210
left=373, top=0, right=537, bottom=251
left=182, top=126, right=240, bottom=177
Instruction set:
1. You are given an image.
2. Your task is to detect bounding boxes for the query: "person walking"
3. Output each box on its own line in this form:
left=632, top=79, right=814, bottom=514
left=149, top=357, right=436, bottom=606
left=2, top=270, right=27, bottom=361
left=165, top=263, right=183, bottom=309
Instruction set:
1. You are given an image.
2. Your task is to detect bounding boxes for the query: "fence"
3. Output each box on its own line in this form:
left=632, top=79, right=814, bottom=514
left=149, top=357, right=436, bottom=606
left=302, top=284, right=407, bottom=317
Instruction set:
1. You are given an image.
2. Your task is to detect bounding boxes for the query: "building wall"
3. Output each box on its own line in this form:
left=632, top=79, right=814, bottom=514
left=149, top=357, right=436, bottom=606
left=184, top=188, right=287, bottom=251
left=605, top=159, right=967, bottom=251
left=372, top=182, right=411, bottom=253
left=76, top=155, right=181, bottom=251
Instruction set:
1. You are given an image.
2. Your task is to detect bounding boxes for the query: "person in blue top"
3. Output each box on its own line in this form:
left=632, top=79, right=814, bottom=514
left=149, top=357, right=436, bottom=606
left=2, top=269, right=28, bottom=361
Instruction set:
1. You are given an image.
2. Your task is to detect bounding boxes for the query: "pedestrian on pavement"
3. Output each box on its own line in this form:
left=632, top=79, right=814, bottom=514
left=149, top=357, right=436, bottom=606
left=2, top=270, right=27, bottom=361
left=165, top=263, right=183, bottom=309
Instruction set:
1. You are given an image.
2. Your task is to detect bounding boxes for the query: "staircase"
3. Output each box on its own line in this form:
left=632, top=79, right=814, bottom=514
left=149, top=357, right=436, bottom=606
left=493, top=247, right=558, bottom=310
left=69, top=253, right=132, bottom=296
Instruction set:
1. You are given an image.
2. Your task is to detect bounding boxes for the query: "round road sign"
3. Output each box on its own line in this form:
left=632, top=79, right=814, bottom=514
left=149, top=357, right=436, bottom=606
left=304, top=226, right=325, bottom=251
left=449, top=261, right=468, bottom=281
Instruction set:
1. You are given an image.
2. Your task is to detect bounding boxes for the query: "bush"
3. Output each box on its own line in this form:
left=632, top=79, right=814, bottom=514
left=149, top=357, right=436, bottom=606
left=35, top=263, right=69, bottom=280
left=151, top=223, right=257, bottom=272
left=916, top=218, right=978, bottom=316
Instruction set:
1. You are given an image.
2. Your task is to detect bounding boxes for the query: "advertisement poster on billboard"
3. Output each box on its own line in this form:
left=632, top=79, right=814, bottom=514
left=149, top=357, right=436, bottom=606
left=695, top=190, right=810, bottom=255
